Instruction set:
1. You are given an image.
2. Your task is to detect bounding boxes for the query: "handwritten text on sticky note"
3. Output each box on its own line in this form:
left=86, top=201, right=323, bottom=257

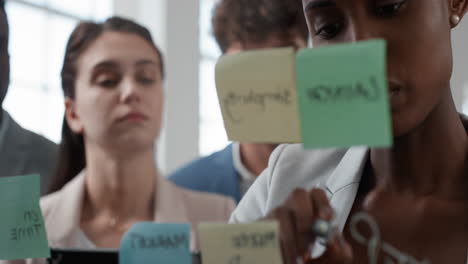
left=119, top=222, right=191, bottom=264
left=215, top=47, right=301, bottom=143
left=198, top=222, right=282, bottom=264
left=0, top=175, right=49, bottom=260
left=296, top=40, right=392, bottom=148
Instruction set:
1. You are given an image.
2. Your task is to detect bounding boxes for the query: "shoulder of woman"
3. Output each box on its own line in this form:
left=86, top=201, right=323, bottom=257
left=230, top=144, right=349, bottom=223
left=172, top=182, right=236, bottom=220
left=262, top=144, right=348, bottom=196
left=39, top=172, right=84, bottom=222
left=39, top=190, right=63, bottom=220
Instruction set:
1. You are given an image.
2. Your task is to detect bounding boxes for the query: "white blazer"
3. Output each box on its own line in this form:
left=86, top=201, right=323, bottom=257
left=2, top=171, right=235, bottom=264
left=230, top=144, right=468, bottom=262
left=230, top=144, right=365, bottom=226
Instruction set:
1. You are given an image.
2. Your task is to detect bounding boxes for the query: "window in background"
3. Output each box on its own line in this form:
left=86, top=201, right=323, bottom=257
left=462, top=82, right=468, bottom=115
left=3, top=0, right=112, bottom=143
left=198, top=0, right=229, bottom=156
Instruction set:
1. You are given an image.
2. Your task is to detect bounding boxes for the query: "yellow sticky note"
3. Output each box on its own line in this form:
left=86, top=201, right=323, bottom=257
left=198, top=222, right=282, bottom=264
left=215, top=47, right=301, bottom=143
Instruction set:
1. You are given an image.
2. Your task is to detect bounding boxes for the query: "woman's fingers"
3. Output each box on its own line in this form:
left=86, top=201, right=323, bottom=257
left=265, top=188, right=353, bottom=263
left=310, top=188, right=334, bottom=221
left=270, top=206, right=298, bottom=264
left=286, top=189, right=317, bottom=255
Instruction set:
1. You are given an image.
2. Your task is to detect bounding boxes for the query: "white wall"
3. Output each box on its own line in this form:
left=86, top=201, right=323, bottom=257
left=113, top=0, right=200, bottom=175
left=452, top=18, right=468, bottom=111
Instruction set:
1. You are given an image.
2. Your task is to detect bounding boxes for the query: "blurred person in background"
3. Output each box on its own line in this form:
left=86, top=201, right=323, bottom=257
left=0, top=0, right=57, bottom=195
left=3, top=16, right=235, bottom=263
left=169, top=0, right=308, bottom=204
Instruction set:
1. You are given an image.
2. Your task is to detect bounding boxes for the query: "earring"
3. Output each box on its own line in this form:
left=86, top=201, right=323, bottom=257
left=451, top=14, right=460, bottom=26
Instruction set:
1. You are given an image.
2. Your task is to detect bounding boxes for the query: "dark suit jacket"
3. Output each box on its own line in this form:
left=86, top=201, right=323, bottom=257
left=0, top=110, right=58, bottom=195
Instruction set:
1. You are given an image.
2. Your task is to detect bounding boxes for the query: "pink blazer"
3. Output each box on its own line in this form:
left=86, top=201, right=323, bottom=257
left=1, top=171, right=235, bottom=264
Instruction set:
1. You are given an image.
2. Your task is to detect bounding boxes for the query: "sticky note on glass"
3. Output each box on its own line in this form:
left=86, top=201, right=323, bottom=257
left=198, top=222, right=282, bottom=264
left=119, top=222, right=191, bottom=264
left=215, top=47, right=301, bottom=143
left=0, top=174, right=49, bottom=260
left=296, top=40, right=392, bottom=148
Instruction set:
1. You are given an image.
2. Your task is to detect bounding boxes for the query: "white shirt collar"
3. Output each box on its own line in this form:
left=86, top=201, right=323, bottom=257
left=232, top=142, right=256, bottom=182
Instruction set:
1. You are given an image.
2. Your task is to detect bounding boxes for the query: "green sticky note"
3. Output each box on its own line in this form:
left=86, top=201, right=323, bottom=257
left=119, top=222, right=191, bottom=264
left=215, top=47, right=301, bottom=143
left=198, top=222, right=282, bottom=264
left=0, top=175, right=50, bottom=260
left=296, top=40, right=392, bottom=148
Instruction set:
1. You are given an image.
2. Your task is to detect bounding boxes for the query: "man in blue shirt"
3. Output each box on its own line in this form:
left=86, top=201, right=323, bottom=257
left=169, top=0, right=308, bottom=203
left=0, top=0, right=57, bottom=195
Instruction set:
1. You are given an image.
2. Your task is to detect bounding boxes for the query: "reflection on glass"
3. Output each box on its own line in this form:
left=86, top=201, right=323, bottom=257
left=3, top=0, right=111, bottom=143
left=46, top=0, right=93, bottom=19
left=199, top=0, right=228, bottom=156
left=199, top=59, right=228, bottom=156
left=45, top=0, right=113, bottom=21
left=462, top=82, right=468, bottom=116
left=46, top=15, right=76, bottom=89
left=7, top=3, right=47, bottom=84
left=19, top=0, right=47, bottom=5
left=199, top=0, right=221, bottom=58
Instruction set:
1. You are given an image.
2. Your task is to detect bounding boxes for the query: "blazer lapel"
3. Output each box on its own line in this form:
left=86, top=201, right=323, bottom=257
left=43, top=172, right=86, bottom=246
left=325, top=147, right=369, bottom=232
left=311, top=147, right=368, bottom=258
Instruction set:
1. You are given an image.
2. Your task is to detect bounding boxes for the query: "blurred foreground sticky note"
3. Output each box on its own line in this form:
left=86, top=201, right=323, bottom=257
left=296, top=40, right=392, bottom=148
left=119, top=222, right=191, bottom=264
left=215, top=47, right=301, bottom=143
left=198, top=222, right=282, bottom=264
left=0, top=174, right=49, bottom=260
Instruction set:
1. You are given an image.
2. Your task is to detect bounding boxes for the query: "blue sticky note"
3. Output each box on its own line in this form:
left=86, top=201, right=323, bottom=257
left=0, top=175, right=50, bottom=260
left=119, top=222, right=191, bottom=264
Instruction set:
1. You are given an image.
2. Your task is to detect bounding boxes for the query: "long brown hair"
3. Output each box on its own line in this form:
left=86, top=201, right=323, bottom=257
left=49, top=16, right=165, bottom=193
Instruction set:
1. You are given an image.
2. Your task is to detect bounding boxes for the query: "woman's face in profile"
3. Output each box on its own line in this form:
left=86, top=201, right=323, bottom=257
left=302, top=0, right=457, bottom=136
left=67, top=31, right=163, bottom=151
